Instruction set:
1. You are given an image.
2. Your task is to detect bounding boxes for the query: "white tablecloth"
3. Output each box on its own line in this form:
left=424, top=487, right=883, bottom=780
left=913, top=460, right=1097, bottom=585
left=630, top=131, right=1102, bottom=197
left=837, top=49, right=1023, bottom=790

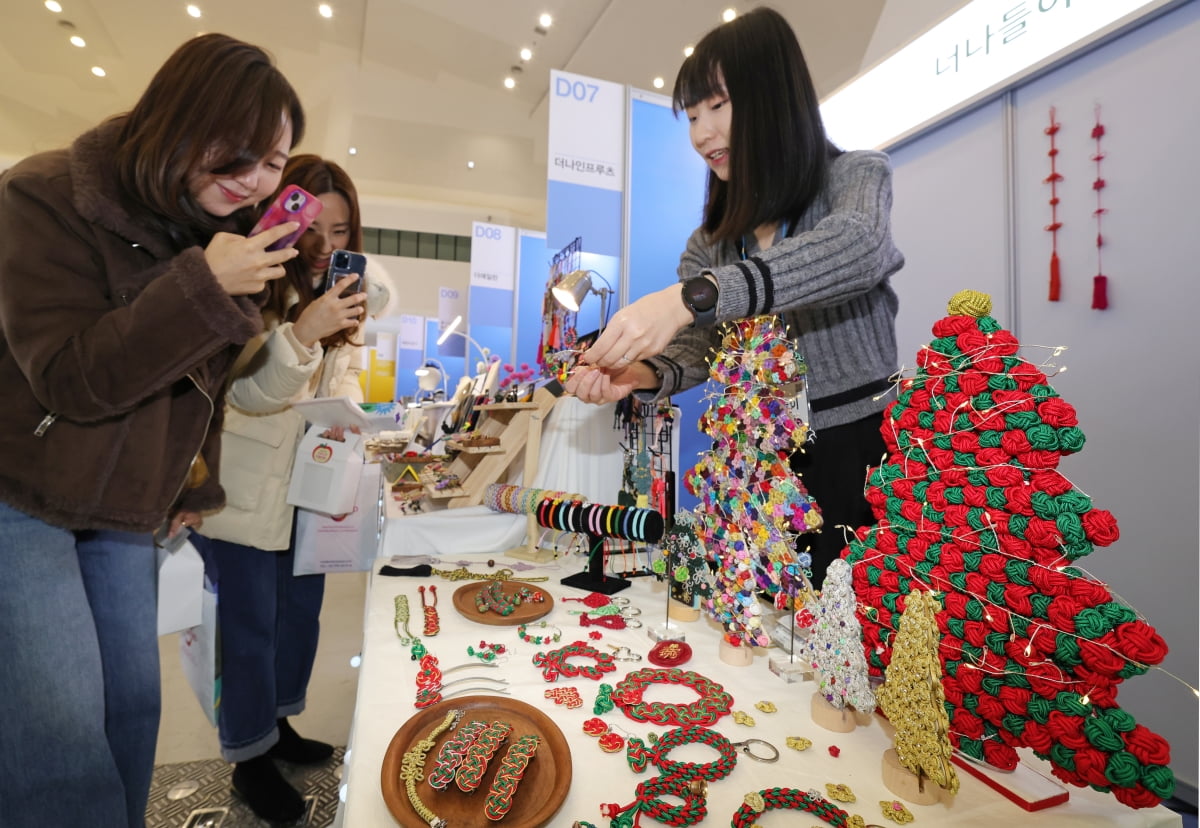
left=335, top=555, right=1182, bottom=828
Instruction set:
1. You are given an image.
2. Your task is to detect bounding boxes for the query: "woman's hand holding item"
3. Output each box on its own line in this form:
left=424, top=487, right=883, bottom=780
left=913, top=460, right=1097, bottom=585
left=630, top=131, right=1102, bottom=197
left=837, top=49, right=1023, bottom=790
left=565, top=359, right=656, bottom=405
left=205, top=222, right=300, bottom=296
left=167, top=509, right=203, bottom=538
left=581, top=282, right=692, bottom=370
left=292, top=275, right=366, bottom=348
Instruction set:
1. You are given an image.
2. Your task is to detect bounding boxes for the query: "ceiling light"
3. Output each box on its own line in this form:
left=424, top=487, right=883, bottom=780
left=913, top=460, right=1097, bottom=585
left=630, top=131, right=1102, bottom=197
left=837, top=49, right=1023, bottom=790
left=722, top=8, right=737, bottom=22
left=519, top=47, right=532, bottom=61
left=538, top=13, right=552, bottom=27
left=467, top=160, right=475, bottom=169
left=348, top=146, right=357, bottom=155
left=186, top=4, right=201, bottom=18
left=44, top=0, right=62, bottom=12
left=652, top=77, right=664, bottom=89
left=504, top=76, right=516, bottom=89
left=69, top=35, right=85, bottom=47
left=318, top=3, right=333, bottom=18
left=91, top=66, right=106, bottom=77
left=683, top=45, right=694, bottom=57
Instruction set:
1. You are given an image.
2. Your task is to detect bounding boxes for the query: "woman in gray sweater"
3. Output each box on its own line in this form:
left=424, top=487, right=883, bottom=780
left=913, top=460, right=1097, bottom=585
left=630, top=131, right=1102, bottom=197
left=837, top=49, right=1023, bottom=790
left=567, top=6, right=904, bottom=586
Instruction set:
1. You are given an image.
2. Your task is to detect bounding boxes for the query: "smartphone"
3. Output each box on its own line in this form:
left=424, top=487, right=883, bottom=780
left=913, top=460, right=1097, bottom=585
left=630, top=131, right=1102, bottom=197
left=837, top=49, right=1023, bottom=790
left=248, top=185, right=323, bottom=251
left=324, top=249, right=368, bottom=297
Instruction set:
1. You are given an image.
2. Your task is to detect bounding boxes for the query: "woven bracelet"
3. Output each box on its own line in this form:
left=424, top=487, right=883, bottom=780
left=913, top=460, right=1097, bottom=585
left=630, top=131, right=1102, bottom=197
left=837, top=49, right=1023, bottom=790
left=427, top=719, right=487, bottom=790
left=455, top=720, right=512, bottom=793
left=483, top=733, right=541, bottom=821
left=612, top=667, right=733, bottom=725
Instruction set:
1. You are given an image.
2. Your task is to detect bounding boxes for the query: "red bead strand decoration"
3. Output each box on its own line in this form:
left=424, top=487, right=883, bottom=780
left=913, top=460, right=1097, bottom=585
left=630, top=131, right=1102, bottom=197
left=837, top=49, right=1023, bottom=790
left=1091, top=106, right=1110, bottom=310
left=1045, top=106, right=1064, bottom=301
left=419, top=585, right=440, bottom=636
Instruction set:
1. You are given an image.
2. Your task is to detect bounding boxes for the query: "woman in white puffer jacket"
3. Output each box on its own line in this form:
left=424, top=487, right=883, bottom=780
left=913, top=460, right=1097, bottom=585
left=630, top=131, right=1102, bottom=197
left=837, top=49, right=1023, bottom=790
left=192, top=156, right=370, bottom=823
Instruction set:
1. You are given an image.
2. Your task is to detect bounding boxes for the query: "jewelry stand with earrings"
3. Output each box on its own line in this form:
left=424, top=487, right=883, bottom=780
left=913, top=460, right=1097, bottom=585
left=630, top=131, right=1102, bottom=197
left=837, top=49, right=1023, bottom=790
left=531, top=497, right=665, bottom=596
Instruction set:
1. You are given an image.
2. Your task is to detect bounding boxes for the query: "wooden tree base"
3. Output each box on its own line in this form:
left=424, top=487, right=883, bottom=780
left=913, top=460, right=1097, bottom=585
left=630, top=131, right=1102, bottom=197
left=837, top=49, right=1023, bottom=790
left=718, top=637, right=754, bottom=666
left=881, top=748, right=943, bottom=805
left=810, top=691, right=859, bottom=733
left=667, top=600, right=700, bottom=622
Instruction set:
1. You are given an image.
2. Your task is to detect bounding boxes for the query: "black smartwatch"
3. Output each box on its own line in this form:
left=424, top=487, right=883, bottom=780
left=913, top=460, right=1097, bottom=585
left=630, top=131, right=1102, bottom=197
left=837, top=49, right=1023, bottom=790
left=681, top=276, right=718, bottom=327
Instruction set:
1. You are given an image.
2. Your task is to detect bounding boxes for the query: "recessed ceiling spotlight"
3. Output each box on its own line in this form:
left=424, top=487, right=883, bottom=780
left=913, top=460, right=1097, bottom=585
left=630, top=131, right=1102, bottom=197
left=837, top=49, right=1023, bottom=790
left=91, top=66, right=106, bottom=77
left=722, top=8, right=737, bottom=22
left=69, top=35, right=85, bottom=47
left=519, top=47, right=532, bottom=61
left=186, top=4, right=201, bottom=18
left=652, top=77, right=664, bottom=89
left=504, top=76, right=516, bottom=89
left=348, top=146, right=357, bottom=155
left=467, top=161, right=475, bottom=169
left=683, top=45, right=694, bottom=57
left=44, top=0, right=62, bottom=12
left=538, top=13, right=552, bottom=28
left=318, top=3, right=333, bottom=18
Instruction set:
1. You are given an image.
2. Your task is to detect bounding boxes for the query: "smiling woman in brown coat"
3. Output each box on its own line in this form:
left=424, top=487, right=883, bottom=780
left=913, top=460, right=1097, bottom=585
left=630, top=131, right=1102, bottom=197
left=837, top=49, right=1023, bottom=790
left=0, top=34, right=304, bottom=828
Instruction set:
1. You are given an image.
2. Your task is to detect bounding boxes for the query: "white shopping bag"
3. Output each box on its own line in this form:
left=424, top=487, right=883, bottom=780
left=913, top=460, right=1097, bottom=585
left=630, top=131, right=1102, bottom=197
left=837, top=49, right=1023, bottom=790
left=156, top=533, right=205, bottom=636
left=286, top=425, right=365, bottom=515
left=293, top=463, right=382, bottom=575
left=179, top=579, right=221, bottom=726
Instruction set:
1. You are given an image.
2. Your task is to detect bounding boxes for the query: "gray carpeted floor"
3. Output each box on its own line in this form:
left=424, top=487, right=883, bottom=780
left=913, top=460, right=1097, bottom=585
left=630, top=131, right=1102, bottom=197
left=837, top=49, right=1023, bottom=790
left=146, top=748, right=345, bottom=827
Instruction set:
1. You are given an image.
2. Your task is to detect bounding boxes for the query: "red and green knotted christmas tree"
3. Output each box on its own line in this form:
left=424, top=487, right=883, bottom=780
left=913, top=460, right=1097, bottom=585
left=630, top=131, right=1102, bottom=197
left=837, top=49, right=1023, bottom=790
left=843, top=290, right=1172, bottom=808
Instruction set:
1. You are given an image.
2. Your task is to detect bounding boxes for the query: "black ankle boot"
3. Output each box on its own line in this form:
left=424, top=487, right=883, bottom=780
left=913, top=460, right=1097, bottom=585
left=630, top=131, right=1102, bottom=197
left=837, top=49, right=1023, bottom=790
left=267, top=717, right=334, bottom=765
left=231, top=754, right=304, bottom=824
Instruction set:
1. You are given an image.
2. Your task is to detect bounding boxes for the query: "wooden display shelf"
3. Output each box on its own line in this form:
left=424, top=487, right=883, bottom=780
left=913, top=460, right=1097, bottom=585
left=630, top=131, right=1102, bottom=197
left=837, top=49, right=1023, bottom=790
left=440, top=387, right=559, bottom=509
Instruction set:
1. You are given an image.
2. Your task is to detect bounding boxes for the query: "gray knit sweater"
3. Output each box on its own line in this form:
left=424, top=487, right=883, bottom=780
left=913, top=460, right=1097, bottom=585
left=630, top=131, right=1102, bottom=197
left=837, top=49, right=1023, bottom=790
left=643, top=149, right=904, bottom=430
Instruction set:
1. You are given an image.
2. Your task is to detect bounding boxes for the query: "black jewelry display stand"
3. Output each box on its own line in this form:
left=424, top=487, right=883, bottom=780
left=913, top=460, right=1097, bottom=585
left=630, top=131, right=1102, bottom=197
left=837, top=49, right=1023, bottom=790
left=560, top=531, right=631, bottom=596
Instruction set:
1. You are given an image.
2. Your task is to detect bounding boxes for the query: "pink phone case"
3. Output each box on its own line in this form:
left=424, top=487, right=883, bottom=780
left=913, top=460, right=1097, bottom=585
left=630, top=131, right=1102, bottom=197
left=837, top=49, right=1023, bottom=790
left=248, top=185, right=323, bottom=251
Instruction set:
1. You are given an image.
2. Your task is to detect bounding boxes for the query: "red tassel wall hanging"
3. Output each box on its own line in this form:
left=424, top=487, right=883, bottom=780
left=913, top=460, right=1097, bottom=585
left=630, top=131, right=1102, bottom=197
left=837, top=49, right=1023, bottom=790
left=1091, top=107, right=1110, bottom=310
left=1045, top=107, right=1063, bottom=301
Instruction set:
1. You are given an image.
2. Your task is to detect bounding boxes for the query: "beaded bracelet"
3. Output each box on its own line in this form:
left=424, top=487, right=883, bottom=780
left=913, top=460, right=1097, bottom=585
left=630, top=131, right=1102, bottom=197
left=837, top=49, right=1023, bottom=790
left=532, top=640, right=617, bottom=682
left=518, top=621, right=562, bottom=646
left=456, top=720, right=513, bottom=793
left=625, top=725, right=738, bottom=781
left=483, top=733, right=541, bottom=821
left=427, top=719, right=488, bottom=790
left=399, top=709, right=461, bottom=828
left=730, top=788, right=852, bottom=828
left=611, top=668, right=733, bottom=726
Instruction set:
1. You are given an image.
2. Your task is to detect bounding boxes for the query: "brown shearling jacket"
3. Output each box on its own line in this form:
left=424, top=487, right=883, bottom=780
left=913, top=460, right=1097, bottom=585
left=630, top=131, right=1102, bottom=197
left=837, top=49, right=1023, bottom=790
left=0, top=119, right=264, bottom=532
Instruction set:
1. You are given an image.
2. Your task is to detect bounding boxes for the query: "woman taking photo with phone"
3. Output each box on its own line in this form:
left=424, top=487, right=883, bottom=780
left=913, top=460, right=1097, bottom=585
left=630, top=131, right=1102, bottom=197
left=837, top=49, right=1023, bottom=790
left=567, top=6, right=904, bottom=588
left=192, top=155, right=367, bottom=823
left=0, top=34, right=304, bottom=827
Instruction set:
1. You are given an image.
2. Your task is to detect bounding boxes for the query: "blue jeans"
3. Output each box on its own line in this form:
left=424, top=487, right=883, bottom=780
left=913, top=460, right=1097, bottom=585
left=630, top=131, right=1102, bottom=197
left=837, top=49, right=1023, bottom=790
left=192, top=533, right=325, bottom=763
left=0, top=501, right=159, bottom=828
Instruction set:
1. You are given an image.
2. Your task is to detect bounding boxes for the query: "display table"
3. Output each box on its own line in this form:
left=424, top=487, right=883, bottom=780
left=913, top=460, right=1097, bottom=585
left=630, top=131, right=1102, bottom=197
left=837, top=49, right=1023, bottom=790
left=335, top=556, right=1182, bottom=827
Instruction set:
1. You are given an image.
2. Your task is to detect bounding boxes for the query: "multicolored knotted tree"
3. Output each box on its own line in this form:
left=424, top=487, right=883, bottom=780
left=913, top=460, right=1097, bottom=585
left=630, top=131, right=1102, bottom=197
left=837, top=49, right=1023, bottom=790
left=844, top=290, right=1173, bottom=808
left=683, top=316, right=821, bottom=647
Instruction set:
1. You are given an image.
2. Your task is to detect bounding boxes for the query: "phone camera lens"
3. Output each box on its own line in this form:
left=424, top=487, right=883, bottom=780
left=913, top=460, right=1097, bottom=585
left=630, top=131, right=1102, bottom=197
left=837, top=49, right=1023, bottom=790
left=334, top=253, right=349, bottom=267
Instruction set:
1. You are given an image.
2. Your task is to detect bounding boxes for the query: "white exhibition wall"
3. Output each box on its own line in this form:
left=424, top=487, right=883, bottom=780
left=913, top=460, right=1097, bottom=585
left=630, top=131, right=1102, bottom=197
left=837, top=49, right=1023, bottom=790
left=887, top=0, right=1200, bottom=797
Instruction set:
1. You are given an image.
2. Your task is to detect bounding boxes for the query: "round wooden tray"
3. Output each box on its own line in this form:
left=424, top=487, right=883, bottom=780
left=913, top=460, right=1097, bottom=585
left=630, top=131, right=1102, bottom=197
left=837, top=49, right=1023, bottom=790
left=380, top=695, right=572, bottom=828
left=452, top=580, right=554, bottom=626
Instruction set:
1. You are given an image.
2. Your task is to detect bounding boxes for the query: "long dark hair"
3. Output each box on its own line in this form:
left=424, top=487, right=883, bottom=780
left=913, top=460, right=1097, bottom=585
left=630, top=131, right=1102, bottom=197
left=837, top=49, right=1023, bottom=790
left=263, top=155, right=363, bottom=350
left=672, top=7, right=840, bottom=244
left=113, top=33, right=305, bottom=242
